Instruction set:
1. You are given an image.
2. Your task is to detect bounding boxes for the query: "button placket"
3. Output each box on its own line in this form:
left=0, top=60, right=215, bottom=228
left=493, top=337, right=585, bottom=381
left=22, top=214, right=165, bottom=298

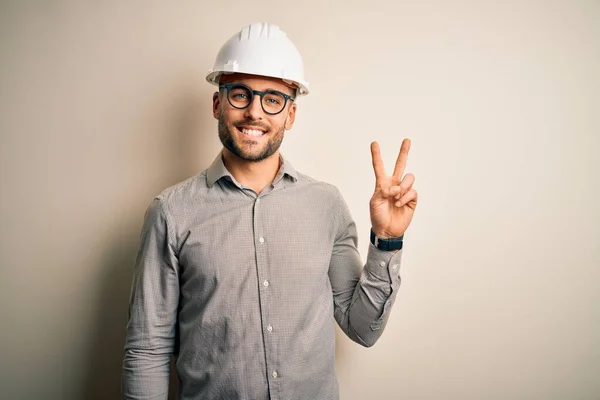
left=253, top=193, right=279, bottom=391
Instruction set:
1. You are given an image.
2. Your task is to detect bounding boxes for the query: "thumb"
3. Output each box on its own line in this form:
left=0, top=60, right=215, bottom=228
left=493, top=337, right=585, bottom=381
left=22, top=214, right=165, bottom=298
left=379, top=184, right=401, bottom=199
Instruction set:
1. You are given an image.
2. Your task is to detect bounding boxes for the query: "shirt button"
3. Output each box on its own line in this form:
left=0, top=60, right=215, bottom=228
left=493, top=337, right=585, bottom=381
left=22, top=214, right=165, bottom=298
left=263, top=280, right=269, bottom=287
left=272, top=371, right=278, bottom=378
left=267, top=325, right=273, bottom=332
left=259, top=237, right=265, bottom=243
left=379, top=261, right=386, bottom=267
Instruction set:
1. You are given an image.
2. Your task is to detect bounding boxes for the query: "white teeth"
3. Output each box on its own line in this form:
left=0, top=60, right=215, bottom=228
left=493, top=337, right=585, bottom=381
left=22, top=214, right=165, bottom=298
left=241, top=128, right=264, bottom=137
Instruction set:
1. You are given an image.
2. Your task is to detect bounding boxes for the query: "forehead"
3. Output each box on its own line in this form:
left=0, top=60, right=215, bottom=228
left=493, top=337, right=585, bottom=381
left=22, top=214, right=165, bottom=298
left=219, top=73, right=296, bottom=94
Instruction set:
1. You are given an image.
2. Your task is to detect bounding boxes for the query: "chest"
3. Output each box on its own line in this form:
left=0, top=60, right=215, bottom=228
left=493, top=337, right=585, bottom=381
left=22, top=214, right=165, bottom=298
left=176, top=190, right=338, bottom=293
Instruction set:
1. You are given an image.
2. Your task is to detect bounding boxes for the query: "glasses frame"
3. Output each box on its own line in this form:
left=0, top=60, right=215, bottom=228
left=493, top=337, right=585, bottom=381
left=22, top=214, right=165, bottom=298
left=219, top=83, right=295, bottom=115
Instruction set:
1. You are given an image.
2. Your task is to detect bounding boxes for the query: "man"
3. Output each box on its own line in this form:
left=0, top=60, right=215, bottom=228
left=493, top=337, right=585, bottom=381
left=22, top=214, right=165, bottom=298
left=122, top=22, right=418, bottom=399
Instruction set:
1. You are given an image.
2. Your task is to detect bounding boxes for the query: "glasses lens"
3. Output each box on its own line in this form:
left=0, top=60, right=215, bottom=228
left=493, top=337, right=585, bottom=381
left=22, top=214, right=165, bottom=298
left=261, top=91, right=286, bottom=114
left=228, top=86, right=252, bottom=108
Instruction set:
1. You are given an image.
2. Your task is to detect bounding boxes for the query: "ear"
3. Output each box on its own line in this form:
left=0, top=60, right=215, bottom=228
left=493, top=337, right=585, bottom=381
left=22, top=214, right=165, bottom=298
left=284, top=103, right=297, bottom=130
left=212, top=91, right=220, bottom=119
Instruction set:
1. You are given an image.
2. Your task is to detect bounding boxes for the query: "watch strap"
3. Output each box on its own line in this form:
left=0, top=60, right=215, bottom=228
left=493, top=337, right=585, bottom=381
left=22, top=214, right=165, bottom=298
left=370, top=229, right=404, bottom=251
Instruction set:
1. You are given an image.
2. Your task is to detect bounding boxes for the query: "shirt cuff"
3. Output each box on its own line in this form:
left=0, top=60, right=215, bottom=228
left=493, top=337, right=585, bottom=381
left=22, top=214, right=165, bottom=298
left=365, top=242, right=403, bottom=283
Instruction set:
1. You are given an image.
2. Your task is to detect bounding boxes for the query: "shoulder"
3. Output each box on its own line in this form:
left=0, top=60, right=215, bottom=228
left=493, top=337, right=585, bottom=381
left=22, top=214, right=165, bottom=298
left=149, top=171, right=209, bottom=216
left=293, top=171, right=354, bottom=227
left=294, top=171, right=345, bottom=203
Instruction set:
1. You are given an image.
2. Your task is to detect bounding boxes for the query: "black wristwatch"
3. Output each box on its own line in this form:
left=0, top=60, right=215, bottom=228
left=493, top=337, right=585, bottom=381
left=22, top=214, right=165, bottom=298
left=370, top=229, right=404, bottom=251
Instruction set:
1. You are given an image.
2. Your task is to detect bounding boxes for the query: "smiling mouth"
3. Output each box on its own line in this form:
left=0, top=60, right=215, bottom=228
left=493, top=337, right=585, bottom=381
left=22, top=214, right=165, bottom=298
left=237, top=126, right=267, bottom=137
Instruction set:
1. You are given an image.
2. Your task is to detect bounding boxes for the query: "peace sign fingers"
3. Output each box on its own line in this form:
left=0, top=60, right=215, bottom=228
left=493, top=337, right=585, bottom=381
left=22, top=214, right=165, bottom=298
left=369, top=138, right=417, bottom=238
left=370, top=141, right=387, bottom=183
left=392, top=138, right=411, bottom=180
left=371, top=139, right=412, bottom=184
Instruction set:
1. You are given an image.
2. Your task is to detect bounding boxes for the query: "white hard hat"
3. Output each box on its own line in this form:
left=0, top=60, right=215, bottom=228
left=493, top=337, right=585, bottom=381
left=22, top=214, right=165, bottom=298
left=206, top=23, right=310, bottom=96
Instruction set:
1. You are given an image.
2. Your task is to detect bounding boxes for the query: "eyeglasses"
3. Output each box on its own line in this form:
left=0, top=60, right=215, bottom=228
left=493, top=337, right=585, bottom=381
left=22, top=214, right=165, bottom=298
left=219, top=83, right=295, bottom=115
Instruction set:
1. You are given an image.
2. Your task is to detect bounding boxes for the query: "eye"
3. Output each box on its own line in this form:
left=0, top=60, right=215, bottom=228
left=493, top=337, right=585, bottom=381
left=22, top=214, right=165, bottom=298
left=263, top=92, right=284, bottom=105
left=228, top=86, right=252, bottom=102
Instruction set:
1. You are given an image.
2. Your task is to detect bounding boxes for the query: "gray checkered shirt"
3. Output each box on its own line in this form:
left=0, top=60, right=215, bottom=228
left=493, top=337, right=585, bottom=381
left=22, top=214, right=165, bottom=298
left=122, top=153, right=403, bottom=400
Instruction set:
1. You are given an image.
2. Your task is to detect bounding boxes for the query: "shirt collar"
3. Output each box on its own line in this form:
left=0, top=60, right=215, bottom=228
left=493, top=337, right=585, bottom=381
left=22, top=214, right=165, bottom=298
left=206, top=151, right=298, bottom=187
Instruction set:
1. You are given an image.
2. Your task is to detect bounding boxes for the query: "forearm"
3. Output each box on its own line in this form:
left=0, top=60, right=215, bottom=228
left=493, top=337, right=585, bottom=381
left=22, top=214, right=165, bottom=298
left=122, top=271, right=179, bottom=399
left=122, top=348, right=172, bottom=399
left=333, top=244, right=403, bottom=347
left=122, top=292, right=178, bottom=399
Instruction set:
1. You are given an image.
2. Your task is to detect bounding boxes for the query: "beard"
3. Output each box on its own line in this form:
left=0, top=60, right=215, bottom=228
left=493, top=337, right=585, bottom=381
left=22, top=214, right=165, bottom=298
left=218, top=111, right=285, bottom=162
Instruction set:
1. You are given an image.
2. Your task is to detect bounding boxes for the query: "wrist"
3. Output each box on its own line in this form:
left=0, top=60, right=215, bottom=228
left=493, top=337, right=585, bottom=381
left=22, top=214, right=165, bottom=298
left=370, top=229, right=404, bottom=251
left=371, top=229, right=404, bottom=239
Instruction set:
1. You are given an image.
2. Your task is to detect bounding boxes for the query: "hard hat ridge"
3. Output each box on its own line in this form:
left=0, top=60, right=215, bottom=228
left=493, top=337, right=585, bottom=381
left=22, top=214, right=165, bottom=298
left=240, top=22, right=280, bottom=40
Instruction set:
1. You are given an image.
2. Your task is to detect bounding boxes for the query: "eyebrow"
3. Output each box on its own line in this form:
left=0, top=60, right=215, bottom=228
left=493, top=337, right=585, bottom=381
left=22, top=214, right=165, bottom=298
left=227, top=82, right=295, bottom=97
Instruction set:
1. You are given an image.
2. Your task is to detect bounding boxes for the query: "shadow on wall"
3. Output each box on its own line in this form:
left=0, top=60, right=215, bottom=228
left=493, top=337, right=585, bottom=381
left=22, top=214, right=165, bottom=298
left=82, top=234, right=184, bottom=400
left=82, top=237, right=138, bottom=400
left=81, top=88, right=214, bottom=399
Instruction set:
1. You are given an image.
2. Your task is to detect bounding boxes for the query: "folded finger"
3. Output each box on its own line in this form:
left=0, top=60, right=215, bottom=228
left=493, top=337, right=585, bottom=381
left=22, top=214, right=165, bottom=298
left=395, top=189, right=418, bottom=207
left=400, top=173, right=415, bottom=193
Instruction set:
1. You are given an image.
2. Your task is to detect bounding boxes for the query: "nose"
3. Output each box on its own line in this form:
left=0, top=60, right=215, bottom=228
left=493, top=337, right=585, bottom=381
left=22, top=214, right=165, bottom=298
left=243, top=94, right=264, bottom=120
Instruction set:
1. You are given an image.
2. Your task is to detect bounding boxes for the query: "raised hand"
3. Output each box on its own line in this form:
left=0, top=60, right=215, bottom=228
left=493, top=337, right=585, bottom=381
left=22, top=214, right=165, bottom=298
left=369, top=139, right=418, bottom=239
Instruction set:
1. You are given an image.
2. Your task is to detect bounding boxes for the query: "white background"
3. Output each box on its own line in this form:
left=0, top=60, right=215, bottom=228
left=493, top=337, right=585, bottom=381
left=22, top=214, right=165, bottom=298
left=1, top=1, right=598, bottom=399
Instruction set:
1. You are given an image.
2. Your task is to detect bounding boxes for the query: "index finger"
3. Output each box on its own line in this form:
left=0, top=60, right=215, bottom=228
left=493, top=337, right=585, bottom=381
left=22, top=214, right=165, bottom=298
left=392, top=138, right=411, bottom=179
left=370, top=141, right=386, bottom=181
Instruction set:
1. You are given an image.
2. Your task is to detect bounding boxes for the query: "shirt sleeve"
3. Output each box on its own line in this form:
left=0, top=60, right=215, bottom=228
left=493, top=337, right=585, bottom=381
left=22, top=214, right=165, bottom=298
left=122, top=198, right=180, bottom=399
left=328, top=189, right=403, bottom=347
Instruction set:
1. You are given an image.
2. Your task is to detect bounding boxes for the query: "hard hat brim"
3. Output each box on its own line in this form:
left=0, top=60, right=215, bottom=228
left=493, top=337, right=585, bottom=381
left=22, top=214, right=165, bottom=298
left=206, top=71, right=309, bottom=96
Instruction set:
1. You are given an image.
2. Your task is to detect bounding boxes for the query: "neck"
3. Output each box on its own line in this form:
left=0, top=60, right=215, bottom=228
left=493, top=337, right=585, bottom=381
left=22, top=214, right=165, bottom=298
left=222, top=149, right=281, bottom=194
